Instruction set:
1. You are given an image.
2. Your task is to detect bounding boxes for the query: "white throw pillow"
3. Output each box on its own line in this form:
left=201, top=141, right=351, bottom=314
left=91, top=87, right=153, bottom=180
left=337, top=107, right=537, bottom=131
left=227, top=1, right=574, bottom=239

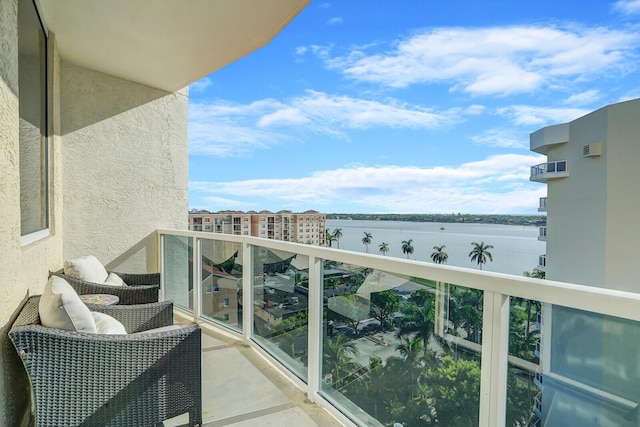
left=104, top=272, right=126, bottom=287
left=64, top=255, right=109, bottom=283
left=39, top=276, right=97, bottom=333
left=91, top=312, right=127, bottom=334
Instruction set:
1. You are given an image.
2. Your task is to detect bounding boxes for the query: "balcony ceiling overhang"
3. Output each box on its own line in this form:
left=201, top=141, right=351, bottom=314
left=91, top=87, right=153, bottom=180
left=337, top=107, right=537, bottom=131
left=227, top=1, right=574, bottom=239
left=37, top=0, right=310, bottom=92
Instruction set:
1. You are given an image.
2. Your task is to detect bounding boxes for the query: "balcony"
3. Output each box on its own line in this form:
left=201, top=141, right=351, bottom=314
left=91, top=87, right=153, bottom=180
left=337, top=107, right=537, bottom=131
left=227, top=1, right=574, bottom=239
left=156, top=229, right=640, bottom=427
left=534, top=367, right=544, bottom=388
left=539, top=197, right=547, bottom=212
left=538, top=226, right=547, bottom=242
left=530, top=123, right=569, bottom=155
left=538, top=254, right=546, bottom=271
left=530, top=160, right=569, bottom=182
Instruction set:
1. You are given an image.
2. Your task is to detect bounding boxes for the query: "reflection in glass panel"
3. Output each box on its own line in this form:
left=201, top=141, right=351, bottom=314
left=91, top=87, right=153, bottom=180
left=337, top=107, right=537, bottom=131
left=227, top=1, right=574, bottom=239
left=507, top=296, right=541, bottom=426
left=320, top=262, right=483, bottom=426
left=200, top=239, right=242, bottom=331
left=162, top=235, right=192, bottom=311
left=251, top=246, right=309, bottom=381
left=541, top=306, right=640, bottom=426
left=19, top=0, right=48, bottom=236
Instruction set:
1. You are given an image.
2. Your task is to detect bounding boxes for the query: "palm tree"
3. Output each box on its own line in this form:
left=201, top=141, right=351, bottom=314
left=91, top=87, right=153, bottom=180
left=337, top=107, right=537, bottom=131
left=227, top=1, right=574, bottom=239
left=362, top=232, right=372, bottom=253
left=325, top=229, right=335, bottom=247
left=468, top=241, right=494, bottom=270
left=431, top=245, right=449, bottom=264
left=401, top=239, right=414, bottom=259
left=378, top=242, right=389, bottom=256
left=430, top=245, right=449, bottom=336
left=323, top=334, right=360, bottom=389
left=396, top=301, right=435, bottom=347
left=333, top=228, right=343, bottom=249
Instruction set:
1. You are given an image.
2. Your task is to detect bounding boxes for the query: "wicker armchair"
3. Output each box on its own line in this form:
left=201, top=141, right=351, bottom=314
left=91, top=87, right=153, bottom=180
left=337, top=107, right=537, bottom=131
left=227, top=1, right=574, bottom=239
left=52, top=271, right=160, bottom=304
left=9, top=296, right=202, bottom=427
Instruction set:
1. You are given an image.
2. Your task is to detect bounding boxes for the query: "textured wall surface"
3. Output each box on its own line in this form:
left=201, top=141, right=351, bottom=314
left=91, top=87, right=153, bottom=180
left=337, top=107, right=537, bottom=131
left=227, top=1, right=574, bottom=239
left=1, top=1, right=64, bottom=424
left=61, top=62, right=188, bottom=271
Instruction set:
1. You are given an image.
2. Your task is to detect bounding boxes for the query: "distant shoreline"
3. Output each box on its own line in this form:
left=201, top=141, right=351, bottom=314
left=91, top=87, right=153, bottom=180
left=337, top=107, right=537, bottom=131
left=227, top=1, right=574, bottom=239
left=326, top=213, right=546, bottom=227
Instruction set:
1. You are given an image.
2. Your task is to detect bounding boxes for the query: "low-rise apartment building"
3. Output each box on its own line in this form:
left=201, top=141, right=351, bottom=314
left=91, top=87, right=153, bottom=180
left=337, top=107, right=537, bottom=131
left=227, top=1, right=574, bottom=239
left=188, top=209, right=326, bottom=246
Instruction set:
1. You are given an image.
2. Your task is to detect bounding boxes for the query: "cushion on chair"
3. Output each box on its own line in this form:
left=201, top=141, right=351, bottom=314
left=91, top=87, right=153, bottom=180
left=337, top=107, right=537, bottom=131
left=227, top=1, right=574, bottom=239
left=104, top=272, right=126, bottom=286
left=63, top=255, right=109, bottom=283
left=39, top=275, right=97, bottom=333
left=91, top=312, right=127, bottom=334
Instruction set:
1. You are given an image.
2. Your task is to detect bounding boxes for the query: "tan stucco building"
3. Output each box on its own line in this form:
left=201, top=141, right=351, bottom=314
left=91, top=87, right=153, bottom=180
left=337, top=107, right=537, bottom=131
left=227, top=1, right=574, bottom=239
left=189, top=209, right=327, bottom=245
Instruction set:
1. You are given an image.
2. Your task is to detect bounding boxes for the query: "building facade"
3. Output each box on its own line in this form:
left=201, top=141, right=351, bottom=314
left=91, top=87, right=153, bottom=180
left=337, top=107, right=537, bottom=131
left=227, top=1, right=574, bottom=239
left=188, top=209, right=327, bottom=246
left=530, top=98, right=640, bottom=426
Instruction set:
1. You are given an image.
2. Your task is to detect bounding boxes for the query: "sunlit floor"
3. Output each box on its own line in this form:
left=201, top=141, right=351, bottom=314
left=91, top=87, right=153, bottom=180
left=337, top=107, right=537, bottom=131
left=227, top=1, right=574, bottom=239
left=165, top=318, right=344, bottom=427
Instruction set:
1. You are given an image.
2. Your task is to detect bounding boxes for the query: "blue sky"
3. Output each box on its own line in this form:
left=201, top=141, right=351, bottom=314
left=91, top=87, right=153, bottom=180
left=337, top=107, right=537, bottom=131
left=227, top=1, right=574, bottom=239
left=187, top=0, right=640, bottom=214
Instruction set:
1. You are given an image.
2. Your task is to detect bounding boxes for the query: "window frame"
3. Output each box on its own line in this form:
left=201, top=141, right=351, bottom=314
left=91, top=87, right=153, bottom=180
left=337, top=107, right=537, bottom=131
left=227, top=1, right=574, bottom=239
left=19, top=0, right=51, bottom=246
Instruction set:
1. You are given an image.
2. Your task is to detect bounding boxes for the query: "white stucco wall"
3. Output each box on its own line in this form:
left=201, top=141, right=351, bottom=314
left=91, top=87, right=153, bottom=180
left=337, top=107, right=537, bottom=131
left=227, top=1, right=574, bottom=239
left=1, top=0, right=63, bottom=423
left=60, top=62, right=189, bottom=272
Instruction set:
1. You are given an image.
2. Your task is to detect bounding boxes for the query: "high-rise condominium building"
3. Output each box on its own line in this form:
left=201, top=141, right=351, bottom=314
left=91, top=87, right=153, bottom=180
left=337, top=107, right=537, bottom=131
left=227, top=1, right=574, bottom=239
left=530, top=97, right=640, bottom=426
left=188, top=210, right=326, bottom=246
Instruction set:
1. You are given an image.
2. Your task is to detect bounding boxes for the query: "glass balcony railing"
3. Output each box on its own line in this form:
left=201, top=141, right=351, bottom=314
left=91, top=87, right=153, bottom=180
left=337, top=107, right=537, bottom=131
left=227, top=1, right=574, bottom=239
left=159, top=229, right=640, bottom=427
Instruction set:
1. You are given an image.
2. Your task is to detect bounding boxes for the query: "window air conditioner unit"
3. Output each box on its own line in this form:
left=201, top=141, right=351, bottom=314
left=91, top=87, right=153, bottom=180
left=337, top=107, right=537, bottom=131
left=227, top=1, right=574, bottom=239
left=583, top=143, right=602, bottom=157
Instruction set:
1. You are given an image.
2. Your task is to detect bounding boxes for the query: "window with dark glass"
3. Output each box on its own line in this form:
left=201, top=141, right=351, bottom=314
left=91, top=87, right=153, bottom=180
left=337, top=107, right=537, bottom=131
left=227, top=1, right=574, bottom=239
left=19, top=0, right=48, bottom=239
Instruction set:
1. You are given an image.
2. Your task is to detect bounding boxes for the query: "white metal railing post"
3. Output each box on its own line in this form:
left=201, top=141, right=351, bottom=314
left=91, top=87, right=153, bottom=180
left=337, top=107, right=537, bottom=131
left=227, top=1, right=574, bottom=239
left=192, top=237, right=202, bottom=322
left=307, top=255, right=323, bottom=401
left=242, top=240, right=254, bottom=345
left=479, top=291, right=509, bottom=427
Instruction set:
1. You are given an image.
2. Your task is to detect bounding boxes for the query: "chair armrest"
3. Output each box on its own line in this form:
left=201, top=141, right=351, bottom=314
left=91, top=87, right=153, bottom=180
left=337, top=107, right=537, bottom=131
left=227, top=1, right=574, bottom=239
left=9, top=324, right=201, bottom=426
left=113, top=271, right=160, bottom=287
left=52, top=272, right=159, bottom=304
left=87, top=301, right=174, bottom=333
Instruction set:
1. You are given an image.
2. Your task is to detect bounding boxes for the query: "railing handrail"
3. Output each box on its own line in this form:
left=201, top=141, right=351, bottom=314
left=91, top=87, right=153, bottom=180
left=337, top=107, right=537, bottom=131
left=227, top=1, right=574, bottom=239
left=158, top=229, right=640, bottom=322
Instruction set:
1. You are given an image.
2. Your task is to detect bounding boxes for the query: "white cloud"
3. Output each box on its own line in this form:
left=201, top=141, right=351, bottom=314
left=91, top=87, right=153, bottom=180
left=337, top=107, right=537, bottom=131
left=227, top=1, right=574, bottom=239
left=189, top=153, right=547, bottom=213
left=189, top=100, right=293, bottom=157
left=326, top=25, right=640, bottom=96
left=471, top=128, right=528, bottom=149
left=563, top=89, right=601, bottom=106
left=189, top=93, right=462, bottom=157
left=614, top=0, right=640, bottom=15
left=497, top=105, right=590, bottom=126
left=189, top=77, right=211, bottom=92
left=327, top=17, right=344, bottom=25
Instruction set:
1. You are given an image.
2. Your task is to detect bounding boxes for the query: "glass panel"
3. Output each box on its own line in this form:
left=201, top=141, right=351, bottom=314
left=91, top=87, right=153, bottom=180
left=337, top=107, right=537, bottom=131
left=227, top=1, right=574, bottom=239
left=546, top=162, right=556, bottom=173
left=162, top=235, right=193, bottom=311
left=539, top=305, right=640, bottom=425
left=320, top=261, right=483, bottom=426
left=252, top=245, right=309, bottom=381
left=507, top=296, right=541, bottom=426
left=556, top=161, right=567, bottom=172
left=19, top=0, right=48, bottom=236
left=200, top=239, right=242, bottom=331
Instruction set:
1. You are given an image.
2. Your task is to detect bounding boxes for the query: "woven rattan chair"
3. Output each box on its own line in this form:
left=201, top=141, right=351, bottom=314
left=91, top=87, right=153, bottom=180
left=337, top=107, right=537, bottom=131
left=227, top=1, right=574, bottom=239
left=9, top=296, right=202, bottom=427
left=52, top=271, right=160, bottom=304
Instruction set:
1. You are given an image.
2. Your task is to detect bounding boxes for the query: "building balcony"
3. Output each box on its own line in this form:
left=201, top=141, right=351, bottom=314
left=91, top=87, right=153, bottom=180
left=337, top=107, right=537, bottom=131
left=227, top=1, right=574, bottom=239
left=530, top=123, right=569, bottom=155
left=530, top=161, right=569, bottom=182
left=539, top=197, right=547, bottom=212
left=155, top=229, right=640, bottom=427
left=534, top=367, right=544, bottom=389
left=538, top=226, right=547, bottom=241
left=538, top=254, right=546, bottom=271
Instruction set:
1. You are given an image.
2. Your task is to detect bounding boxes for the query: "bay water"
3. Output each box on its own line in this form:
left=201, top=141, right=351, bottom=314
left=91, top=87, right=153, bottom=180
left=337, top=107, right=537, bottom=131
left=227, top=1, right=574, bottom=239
left=326, top=219, right=545, bottom=276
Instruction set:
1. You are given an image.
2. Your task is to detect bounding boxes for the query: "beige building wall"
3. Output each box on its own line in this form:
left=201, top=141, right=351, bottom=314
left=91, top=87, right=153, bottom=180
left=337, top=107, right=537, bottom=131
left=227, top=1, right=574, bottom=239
left=0, top=1, right=63, bottom=423
left=543, top=98, right=640, bottom=292
left=60, top=62, right=189, bottom=272
left=1, top=1, right=190, bottom=423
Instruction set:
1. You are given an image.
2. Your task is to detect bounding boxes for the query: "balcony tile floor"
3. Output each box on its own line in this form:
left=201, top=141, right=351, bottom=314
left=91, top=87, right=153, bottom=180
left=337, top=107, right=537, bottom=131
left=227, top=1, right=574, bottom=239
left=165, top=319, right=344, bottom=427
